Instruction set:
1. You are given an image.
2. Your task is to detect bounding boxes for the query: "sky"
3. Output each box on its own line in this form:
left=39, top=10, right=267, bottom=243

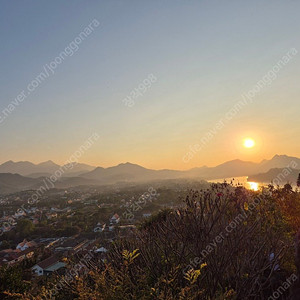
left=1, top=0, right=300, bottom=170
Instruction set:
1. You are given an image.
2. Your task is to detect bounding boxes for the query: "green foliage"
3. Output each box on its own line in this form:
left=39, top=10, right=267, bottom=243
left=184, top=263, right=207, bottom=284
left=0, top=240, right=11, bottom=250
left=122, top=249, right=140, bottom=264
left=138, top=208, right=171, bottom=230
left=0, top=265, right=30, bottom=298
left=15, top=219, right=34, bottom=237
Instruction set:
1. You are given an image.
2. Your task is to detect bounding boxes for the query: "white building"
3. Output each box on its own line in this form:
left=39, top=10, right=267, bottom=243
left=94, top=247, right=108, bottom=253
left=32, top=256, right=65, bottom=276
left=93, top=223, right=106, bottom=233
left=16, top=239, right=37, bottom=251
left=110, top=213, right=120, bottom=224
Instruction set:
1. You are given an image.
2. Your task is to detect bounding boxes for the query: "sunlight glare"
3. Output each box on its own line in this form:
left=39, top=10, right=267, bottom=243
left=243, top=138, right=255, bottom=148
left=248, top=181, right=259, bottom=191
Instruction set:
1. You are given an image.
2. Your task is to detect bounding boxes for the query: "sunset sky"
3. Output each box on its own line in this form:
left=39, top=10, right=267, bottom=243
left=1, top=0, right=300, bottom=170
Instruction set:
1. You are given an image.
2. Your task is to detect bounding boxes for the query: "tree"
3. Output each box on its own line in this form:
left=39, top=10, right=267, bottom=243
left=0, top=240, right=10, bottom=250
left=16, top=219, right=35, bottom=237
left=61, top=225, right=81, bottom=236
left=283, top=183, right=293, bottom=193
left=0, top=265, right=29, bottom=296
left=297, top=173, right=300, bottom=188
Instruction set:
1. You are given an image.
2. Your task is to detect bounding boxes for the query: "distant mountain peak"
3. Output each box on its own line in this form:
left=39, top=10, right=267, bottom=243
left=118, top=162, right=136, bottom=166
left=269, top=154, right=298, bottom=162
left=0, top=160, right=95, bottom=176
left=218, top=158, right=255, bottom=167
left=115, top=162, right=146, bottom=169
left=272, top=154, right=286, bottom=159
left=2, top=160, right=14, bottom=165
left=38, top=160, right=57, bottom=166
left=2, top=160, right=34, bottom=166
left=94, top=166, right=105, bottom=170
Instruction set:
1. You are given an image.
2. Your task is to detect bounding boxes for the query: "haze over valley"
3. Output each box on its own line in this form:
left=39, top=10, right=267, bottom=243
left=0, top=154, right=299, bottom=195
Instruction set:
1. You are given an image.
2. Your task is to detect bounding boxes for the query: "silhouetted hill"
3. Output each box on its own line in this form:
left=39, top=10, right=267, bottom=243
left=0, top=173, right=100, bottom=195
left=0, top=161, right=38, bottom=176
left=0, top=160, right=95, bottom=176
left=184, top=155, right=300, bottom=180
left=1, top=155, right=299, bottom=194
left=0, top=173, right=43, bottom=194
left=191, top=159, right=257, bottom=179
left=248, top=167, right=300, bottom=185
left=82, top=162, right=185, bottom=183
left=257, top=154, right=300, bottom=173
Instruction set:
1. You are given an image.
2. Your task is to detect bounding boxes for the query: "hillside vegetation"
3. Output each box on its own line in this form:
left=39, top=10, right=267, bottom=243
left=3, top=183, right=300, bottom=299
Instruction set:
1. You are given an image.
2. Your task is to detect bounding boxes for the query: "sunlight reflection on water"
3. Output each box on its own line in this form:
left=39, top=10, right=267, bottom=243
left=247, top=181, right=259, bottom=191
left=208, top=176, right=260, bottom=191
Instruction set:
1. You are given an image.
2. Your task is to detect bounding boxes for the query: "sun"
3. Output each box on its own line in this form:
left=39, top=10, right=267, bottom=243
left=243, top=138, right=255, bottom=148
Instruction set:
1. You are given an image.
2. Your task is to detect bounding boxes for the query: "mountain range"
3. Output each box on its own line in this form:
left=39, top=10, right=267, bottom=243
left=0, top=160, right=95, bottom=177
left=0, top=155, right=299, bottom=195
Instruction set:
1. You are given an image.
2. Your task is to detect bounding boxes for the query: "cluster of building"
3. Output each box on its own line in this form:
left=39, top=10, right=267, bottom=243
left=0, top=212, right=132, bottom=279
left=0, top=236, right=108, bottom=278
left=0, top=185, right=158, bottom=284
left=0, top=206, right=73, bottom=234
left=93, top=213, right=121, bottom=233
left=0, top=239, right=37, bottom=266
